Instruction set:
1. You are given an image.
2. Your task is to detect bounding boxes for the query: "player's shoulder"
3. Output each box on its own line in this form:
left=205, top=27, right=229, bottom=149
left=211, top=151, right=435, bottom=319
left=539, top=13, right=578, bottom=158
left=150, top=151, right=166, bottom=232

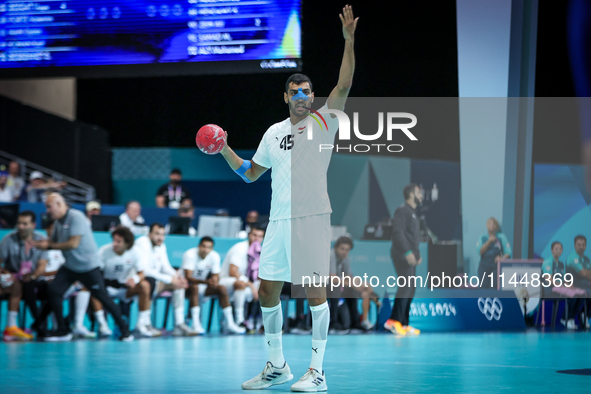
left=98, top=243, right=112, bottom=256
left=135, top=235, right=149, bottom=247
left=229, top=240, right=248, bottom=251
left=128, top=246, right=141, bottom=259
left=68, top=209, right=87, bottom=222
left=208, top=250, right=221, bottom=261
left=264, top=118, right=291, bottom=136
left=183, top=247, right=198, bottom=257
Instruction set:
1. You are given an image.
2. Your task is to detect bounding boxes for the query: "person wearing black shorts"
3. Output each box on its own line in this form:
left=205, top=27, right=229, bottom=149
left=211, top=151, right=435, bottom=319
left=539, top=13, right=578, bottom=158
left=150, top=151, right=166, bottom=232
left=32, top=193, right=134, bottom=341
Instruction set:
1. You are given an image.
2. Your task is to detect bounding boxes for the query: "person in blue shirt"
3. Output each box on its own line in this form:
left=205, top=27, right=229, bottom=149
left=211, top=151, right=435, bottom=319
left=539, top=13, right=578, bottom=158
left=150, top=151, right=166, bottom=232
left=565, top=235, right=591, bottom=329
left=476, top=217, right=512, bottom=289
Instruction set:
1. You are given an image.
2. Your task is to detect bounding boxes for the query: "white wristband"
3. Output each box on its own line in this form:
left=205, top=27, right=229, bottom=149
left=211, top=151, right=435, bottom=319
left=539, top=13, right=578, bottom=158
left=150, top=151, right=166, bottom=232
left=238, top=275, right=249, bottom=283
left=132, top=274, right=140, bottom=284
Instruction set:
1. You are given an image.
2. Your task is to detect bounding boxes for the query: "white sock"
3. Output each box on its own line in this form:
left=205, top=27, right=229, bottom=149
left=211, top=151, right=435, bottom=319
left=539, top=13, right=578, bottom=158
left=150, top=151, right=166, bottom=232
left=174, top=306, right=185, bottom=327
left=172, top=289, right=185, bottom=326
left=94, top=310, right=108, bottom=329
left=191, top=306, right=201, bottom=328
left=310, top=302, right=329, bottom=372
left=138, top=310, right=151, bottom=327
left=7, top=311, right=17, bottom=328
left=233, top=289, right=246, bottom=325
left=261, top=303, right=284, bottom=367
left=223, top=306, right=237, bottom=326
left=74, top=291, right=90, bottom=329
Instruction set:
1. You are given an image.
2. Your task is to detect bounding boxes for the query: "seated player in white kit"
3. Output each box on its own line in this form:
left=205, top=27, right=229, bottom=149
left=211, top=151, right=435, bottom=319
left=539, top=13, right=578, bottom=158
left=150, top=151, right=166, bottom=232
left=91, top=226, right=159, bottom=337
left=134, top=223, right=196, bottom=336
left=219, top=225, right=265, bottom=327
left=182, top=236, right=246, bottom=334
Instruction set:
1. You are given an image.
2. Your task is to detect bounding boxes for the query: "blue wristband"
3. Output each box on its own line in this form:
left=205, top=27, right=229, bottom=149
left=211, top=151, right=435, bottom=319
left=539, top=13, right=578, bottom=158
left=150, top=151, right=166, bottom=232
left=234, top=160, right=252, bottom=183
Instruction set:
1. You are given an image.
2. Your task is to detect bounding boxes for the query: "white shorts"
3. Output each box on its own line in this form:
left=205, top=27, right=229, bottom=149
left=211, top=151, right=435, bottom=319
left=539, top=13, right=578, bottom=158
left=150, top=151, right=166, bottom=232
left=258, top=213, right=331, bottom=285
left=106, top=286, right=136, bottom=303
left=219, top=277, right=259, bottom=302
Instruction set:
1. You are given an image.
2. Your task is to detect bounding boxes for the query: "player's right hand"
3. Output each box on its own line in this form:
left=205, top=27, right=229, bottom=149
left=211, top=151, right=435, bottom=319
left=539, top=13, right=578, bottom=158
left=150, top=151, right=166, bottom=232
left=171, top=276, right=187, bottom=289
left=406, top=253, right=417, bottom=266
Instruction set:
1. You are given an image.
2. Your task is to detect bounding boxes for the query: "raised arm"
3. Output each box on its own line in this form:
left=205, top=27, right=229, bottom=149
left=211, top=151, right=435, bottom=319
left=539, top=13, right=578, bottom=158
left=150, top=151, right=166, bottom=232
left=220, top=143, right=268, bottom=183
left=327, top=4, right=358, bottom=111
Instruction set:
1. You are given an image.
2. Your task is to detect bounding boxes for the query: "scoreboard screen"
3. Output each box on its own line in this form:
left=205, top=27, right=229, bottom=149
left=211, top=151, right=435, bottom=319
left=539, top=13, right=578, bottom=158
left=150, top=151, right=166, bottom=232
left=0, top=0, right=301, bottom=77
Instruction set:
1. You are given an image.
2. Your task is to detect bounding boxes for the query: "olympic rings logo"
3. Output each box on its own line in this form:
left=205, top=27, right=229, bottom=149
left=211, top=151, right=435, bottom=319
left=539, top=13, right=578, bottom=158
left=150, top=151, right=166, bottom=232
left=477, top=297, right=503, bottom=321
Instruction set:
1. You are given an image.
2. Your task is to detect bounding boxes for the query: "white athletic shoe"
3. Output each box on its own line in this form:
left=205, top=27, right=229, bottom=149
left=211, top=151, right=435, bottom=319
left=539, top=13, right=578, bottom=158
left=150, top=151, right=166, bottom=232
left=146, top=325, right=162, bottom=337
left=99, top=325, right=113, bottom=338
left=291, top=368, right=327, bottom=392
left=241, top=361, right=293, bottom=390
left=562, top=319, right=578, bottom=330
left=191, top=322, right=206, bottom=335
left=226, top=321, right=246, bottom=335
left=360, top=319, right=374, bottom=331
left=172, top=323, right=199, bottom=336
left=136, top=324, right=159, bottom=337
left=72, top=325, right=97, bottom=339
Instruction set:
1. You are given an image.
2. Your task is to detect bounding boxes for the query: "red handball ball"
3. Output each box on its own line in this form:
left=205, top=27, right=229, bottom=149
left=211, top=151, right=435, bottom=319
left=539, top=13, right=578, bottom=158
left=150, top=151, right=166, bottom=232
left=196, top=124, right=226, bottom=155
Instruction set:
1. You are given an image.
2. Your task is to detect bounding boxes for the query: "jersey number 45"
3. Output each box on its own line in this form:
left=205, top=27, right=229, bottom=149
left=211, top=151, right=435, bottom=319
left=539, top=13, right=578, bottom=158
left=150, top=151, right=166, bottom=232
left=280, top=135, right=294, bottom=151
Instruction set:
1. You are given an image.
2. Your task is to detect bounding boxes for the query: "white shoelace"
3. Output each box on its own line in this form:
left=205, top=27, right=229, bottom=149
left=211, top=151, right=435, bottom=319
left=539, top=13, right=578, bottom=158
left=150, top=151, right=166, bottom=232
left=300, top=368, right=316, bottom=381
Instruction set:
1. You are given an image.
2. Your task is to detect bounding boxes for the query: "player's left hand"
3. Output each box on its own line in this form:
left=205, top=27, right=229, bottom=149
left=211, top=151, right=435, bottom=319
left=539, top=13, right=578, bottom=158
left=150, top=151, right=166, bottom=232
left=340, top=4, right=358, bottom=41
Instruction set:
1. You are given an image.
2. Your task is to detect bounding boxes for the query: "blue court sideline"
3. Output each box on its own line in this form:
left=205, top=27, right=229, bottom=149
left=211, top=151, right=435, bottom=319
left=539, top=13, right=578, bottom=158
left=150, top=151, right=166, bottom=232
left=1, top=331, right=590, bottom=393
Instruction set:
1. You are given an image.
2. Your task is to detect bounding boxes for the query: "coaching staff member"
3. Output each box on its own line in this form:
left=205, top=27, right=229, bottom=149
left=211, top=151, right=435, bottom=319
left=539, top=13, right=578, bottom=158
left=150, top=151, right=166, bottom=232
left=384, top=184, right=423, bottom=337
left=32, top=193, right=133, bottom=341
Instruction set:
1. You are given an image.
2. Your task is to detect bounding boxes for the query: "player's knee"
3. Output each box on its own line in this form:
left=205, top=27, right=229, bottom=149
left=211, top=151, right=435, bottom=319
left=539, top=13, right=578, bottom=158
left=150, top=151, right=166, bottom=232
left=10, top=279, right=22, bottom=293
left=234, top=281, right=246, bottom=290
left=217, top=285, right=228, bottom=295
left=258, top=285, right=275, bottom=305
left=189, top=283, right=200, bottom=295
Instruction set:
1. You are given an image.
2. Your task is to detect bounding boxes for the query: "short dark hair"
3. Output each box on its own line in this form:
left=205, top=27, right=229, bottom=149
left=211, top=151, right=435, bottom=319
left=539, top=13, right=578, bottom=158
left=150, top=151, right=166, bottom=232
left=249, top=224, right=266, bottom=234
left=199, top=236, right=214, bottom=246
left=178, top=206, right=194, bottom=215
left=575, top=235, right=587, bottom=244
left=111, top=226, right=135, bottom=248
left=551, top=241, right=563, bottom=250
left=403, top=184, right=418, bottom=200
left=171, top=168, right=182, bottom=176
left=18, top=210, right=36, bottom=223
left=285, top=73, right=313, bottom=93
left=150, top=222, right=165, bottom=233
left=334, top=236, right=353, bottom=250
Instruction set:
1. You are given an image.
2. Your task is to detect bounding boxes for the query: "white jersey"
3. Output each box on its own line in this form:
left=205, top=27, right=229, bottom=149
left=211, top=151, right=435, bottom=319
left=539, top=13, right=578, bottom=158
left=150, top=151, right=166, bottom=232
left=220, top=241, right=249, bottom=278
left=252, top=103, right=339, bottom=220
left=43, top=250, right=65, bottom=280
left=119, top=212, right=147, bottom=236
left=134, top=235, right=177, bottom=284
left=181, top=248, right=221, bottom=281
left=98, top=244, right=144, bottom=283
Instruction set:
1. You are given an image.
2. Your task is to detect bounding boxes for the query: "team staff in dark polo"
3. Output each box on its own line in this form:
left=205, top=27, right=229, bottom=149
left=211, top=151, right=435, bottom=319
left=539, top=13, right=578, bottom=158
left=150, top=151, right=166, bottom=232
left=32, top=193, right=134, bottom=342
left=384, top=183, right=423, bottom=337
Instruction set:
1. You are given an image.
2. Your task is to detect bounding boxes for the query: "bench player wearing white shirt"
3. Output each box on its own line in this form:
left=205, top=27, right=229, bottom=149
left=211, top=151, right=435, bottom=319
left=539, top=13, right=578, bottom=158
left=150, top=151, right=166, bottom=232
left=219, top=226, right=264, bottom=326
left=182, top=236, right=245, bottom=334
left=135, top=223, right=197, bottom=336
left=90, top=226, right=158, bottom=337
left=219, top=6, right=358, bottom=391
